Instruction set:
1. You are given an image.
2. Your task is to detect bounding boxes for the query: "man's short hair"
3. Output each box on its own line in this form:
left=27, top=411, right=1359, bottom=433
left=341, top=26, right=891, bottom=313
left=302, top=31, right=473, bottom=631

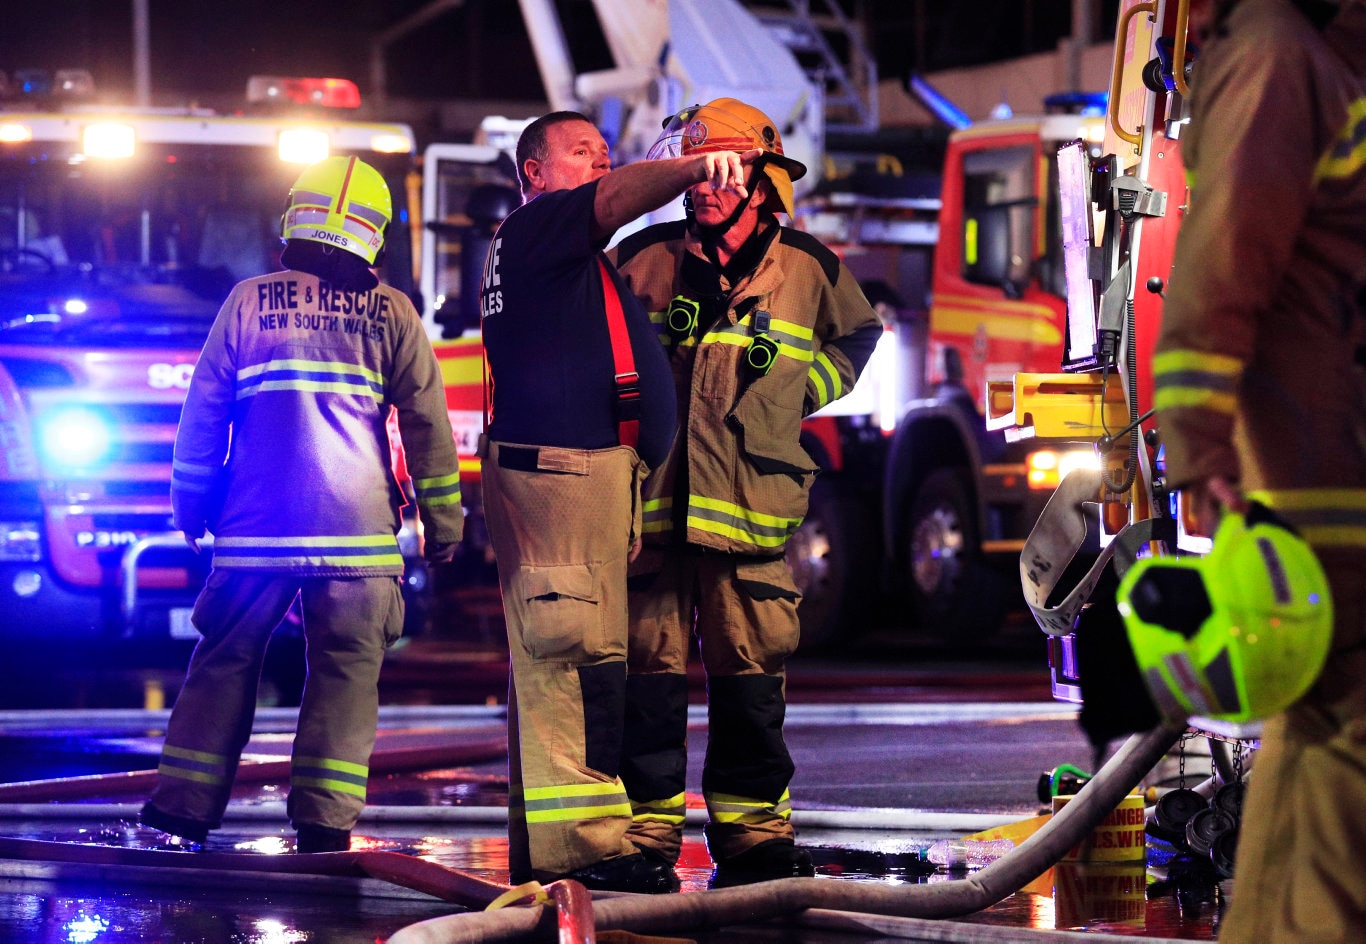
left=515, top=111, right=594, bottom=196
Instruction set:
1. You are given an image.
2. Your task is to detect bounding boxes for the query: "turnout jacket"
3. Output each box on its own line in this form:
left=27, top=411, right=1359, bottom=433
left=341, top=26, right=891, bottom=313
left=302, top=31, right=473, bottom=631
left=171, top=270, right=464, bottom=574
left=1155, top=0, right=1366, bottom=547
left=610, top=221, right=881, bottom=554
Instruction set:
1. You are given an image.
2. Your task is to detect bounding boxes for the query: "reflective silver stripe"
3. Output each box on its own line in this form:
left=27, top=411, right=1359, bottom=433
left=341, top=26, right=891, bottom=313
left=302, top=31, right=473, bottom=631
left=291, top=755, right=368, bottom=800
left=632, top=792, right=686, bottom=826
left=415, top=471, right=462, bottom=506
left=1247, top=489, right=1366, bottom=547
left=237, top=358, right=385, bottom=402
left=523, top=782, right=631, bottom=825
left=212, top=534, right=402, bottom=569
left=687, top=496, right=801, bottom=548
left=705, top=789, right=792, bottom=824
left=347, top=201, right=388, bottom=228
left=159, top=744, right=230, bottom=786
left=171, top=457, right=217, bottom=493
left=808, top=349, right=841, bottom=407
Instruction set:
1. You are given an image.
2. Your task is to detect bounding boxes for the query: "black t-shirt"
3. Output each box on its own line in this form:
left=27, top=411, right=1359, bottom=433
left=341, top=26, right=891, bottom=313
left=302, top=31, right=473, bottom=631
left=479, top=180, right=676, bottom=469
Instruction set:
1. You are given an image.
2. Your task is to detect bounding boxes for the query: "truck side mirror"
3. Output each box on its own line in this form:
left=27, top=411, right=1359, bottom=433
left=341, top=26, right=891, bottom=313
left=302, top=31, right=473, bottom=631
left=963, top=200, right=1033, bottom=298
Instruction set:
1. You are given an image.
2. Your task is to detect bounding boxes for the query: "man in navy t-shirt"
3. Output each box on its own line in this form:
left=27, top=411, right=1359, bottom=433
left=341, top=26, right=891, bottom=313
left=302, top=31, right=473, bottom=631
left=479, top=111, right=756, bottom=893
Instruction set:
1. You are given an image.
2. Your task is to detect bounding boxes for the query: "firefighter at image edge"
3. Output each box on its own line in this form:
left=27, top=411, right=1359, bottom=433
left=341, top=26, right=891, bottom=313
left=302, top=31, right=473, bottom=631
left=139, top=156, right=464, bottom=854
left=1151, top=0, right=1366, bottom=940
left=608, top=98, right=882, bottom=886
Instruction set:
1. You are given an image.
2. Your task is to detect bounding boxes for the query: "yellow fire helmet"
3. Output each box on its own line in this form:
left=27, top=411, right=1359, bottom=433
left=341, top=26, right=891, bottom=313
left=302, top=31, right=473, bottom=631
left=1115, top=503, right=1333, bottom=725
left=648, top=98, right=807, bottom=217
left=282, top=156, right=392, bottom=265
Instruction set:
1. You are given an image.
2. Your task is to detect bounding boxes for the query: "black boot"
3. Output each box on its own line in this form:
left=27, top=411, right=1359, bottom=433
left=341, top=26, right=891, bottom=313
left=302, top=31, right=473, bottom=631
left=710, top=838, right=814, bottom=887
left=139, top=803, right=210, bottom=846
left=562, top=853, right=679, bottom=894
left=296, top=823, right=352, bottom=853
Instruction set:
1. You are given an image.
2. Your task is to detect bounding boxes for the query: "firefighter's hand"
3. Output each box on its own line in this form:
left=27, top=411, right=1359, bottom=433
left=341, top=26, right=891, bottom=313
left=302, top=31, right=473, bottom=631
left=1186, top=475, right=1247, bottom=537
left=629, top=536, right=642, bottom=564
left=183, top=531, right=204, bottom=553
left=424, top=541, right=457, bottom=564
left=701, top=149, right=761, bottom=198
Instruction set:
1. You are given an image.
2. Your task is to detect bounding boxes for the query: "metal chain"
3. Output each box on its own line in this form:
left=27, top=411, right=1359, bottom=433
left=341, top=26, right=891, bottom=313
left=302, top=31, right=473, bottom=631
left=1178, top=733, right=1189, bottom=789
left=1233, top=741, right=1246, bottom=783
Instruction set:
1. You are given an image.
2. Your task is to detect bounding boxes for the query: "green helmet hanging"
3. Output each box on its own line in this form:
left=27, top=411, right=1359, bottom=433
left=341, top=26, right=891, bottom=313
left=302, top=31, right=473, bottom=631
left=1114, top=503, right=1333, bottom=725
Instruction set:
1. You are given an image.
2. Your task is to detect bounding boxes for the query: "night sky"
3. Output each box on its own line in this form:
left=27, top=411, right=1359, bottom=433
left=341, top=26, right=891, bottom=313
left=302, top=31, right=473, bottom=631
left=0, top=0, right=545, bottom=105
left=1, top=1, right=1108, bottom=110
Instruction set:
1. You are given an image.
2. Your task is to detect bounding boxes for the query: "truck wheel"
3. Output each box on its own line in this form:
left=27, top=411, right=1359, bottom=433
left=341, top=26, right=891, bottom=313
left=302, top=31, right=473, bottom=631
left=905, top=468, right=1007, bottom=638
left=787, top=475, right=875, bottom=651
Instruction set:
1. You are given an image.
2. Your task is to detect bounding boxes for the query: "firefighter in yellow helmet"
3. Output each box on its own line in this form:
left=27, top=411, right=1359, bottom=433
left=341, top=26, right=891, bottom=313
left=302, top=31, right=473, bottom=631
left=1150, top=1, right=1366, bottom=939
left=140, top=156, right=464, bottom=853
left=607, top=98, right=883, bottom=885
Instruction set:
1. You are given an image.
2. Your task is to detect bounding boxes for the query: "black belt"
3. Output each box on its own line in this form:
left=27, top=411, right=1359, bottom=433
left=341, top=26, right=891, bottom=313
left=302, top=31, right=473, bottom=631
left=496, top=445, right=544, bottom=472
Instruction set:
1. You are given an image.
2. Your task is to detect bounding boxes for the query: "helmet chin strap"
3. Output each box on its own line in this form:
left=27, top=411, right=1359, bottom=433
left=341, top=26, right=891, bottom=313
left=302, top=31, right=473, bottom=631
left=684, top=192, right=755, bottom=266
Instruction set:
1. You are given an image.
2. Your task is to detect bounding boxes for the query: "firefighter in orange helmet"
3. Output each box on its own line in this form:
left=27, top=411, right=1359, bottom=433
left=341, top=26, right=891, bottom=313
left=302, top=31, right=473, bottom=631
left=608, top=98, right=883, bottom=885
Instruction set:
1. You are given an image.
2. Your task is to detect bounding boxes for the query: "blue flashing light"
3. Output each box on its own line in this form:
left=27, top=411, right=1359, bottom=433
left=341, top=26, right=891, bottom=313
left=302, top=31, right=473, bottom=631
left=37, top=406, right=116, bottom=471
left=908, top=74, right=972, bottom=130
left=1044, top=91, right=1109, bottom=117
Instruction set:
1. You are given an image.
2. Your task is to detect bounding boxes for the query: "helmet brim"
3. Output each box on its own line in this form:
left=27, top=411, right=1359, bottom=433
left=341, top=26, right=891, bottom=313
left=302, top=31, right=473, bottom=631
left=761, top=162, right=797, bottom=218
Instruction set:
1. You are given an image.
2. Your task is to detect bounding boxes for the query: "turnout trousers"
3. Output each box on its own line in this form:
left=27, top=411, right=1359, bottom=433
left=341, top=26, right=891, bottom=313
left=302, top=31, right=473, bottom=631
left=482, top=441, right=643, bottom=880
left=1222, top=549, right=1366, bottom=944
left=146, top=570, right=403, bottom=834
left=623, top=549, right=801, bottom=864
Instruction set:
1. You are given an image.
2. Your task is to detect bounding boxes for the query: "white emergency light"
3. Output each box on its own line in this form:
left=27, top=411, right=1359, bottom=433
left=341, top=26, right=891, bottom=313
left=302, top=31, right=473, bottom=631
left=1057, top=140, right=1102, bottom=369
left=0, top=123, right=33, bottom=144
left=370, top=133, right=414, bottom=154
left=278, top=128, right=330, bottom=164
left=82, top=122, right=135, bottom=159
left=1026, top=447, right=1102, bottom=489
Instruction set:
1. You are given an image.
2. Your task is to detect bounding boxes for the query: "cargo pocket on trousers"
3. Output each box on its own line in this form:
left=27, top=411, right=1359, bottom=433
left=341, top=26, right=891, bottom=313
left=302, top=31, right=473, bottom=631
left=190, top=568, right=233, bottom=640
left=382, top=577, right=405, bottom=648
left=734, top=556, right=802, bottom=664
left=519, top=563, right=605, bottom=661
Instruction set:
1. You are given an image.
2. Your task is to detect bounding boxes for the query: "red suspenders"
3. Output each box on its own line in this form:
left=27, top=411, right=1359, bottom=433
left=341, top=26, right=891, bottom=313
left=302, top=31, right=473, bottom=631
left=597, top=257, right=640, bottom=450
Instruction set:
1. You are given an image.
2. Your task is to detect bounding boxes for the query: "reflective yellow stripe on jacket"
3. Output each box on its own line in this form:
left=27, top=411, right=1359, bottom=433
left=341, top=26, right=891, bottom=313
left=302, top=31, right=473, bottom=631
left=642, top=496, right=673, bottom=536
left=688, top=496, right=803, bottom=549
left=1247, top=488, right=1366, bottom=548
left=642, top=495, right=804, bottom=547
left=236, top=358, right=386, bottom=402
left=1313, top=97, right=1366, bottom=184
left=212, top=534, right=402, bottom=569
left=171, top=456, right=219, bottom=495
left=413, top=471, right=463, bottom=508
left=807, top=348, right=845, bottom=411
left=1152, top=349, right=1242, bottom=414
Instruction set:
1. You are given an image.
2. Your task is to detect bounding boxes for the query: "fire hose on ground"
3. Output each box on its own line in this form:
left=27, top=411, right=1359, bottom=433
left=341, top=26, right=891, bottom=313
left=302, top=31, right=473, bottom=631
left=384, top=722, right=1186, bottom=944
left=0, top=720, right=1190, bottom=941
